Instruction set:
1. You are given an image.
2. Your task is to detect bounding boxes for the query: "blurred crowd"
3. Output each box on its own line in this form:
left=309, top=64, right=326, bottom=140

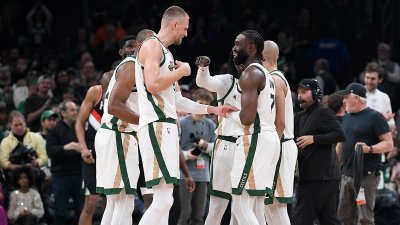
left=0, top=0, right=400, bottom=224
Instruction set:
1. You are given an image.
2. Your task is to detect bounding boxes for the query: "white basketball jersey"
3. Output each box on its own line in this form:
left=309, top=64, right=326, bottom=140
left=270, top=70, right=294, bottom=139
left=214, top=75, right=242, bottom=136
left=102, top=56, right=139, bottom=132
left=135, top=37, right=177, bottom=129
left=235, top=63, right=276, bottom=135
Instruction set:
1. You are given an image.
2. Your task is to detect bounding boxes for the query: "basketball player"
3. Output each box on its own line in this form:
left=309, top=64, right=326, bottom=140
left=262, top=40, right=297, bottom=225
left=135, top=6, right=237, bottom=225
left=75, top=35, right=136, bottom=225
left=195, top=54, right=241, bottom=225
left=229, top=30, right=280, bottom=225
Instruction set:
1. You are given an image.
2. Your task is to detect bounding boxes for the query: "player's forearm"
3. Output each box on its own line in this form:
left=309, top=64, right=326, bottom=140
left=108, top=103, right=139, bottom=125
left=196, top=67, right=225, bottom=92
left=75, top=121, right=88, bottom=150
left=146, top=71, right=183, bottom=94
left=179, top=150, right=191, bottom=178
left=175, top=92, right=208, bottom=114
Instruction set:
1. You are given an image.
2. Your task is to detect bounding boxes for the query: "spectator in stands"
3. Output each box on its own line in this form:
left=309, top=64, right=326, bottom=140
left=0, top=65, right=14, bottom=111
left=53, top=70, right=70, bottom=102
left=38, top=110, right=57, bottom=140
left=178, top=89, right=216, bottom=225
left=336, top=83, right=394, bottom=225
left=364, top=62, right=396, bottom=128
left=46, top=100, right=83, bottom=225
left=314, top=58, right=338, bottom=95
left=75, top=28, right=90, bottom=57
left=0, top=111, right=48, bottom=172
left=11, top=56, right=29, bottom=84
left=26, top=0, right=53, bottom=50
left=25, top=75, right=57, bottom=132
left=0, top=182, right=7, bottom=225
left=79, top=62, right=100, bottom=89
left=327, top=93, right=345, bottom=122
left=8, top=166, right=44, bottom=225
left=375, top=42, right=400, bottom=112
left=0, top=102, right=8, bottom=142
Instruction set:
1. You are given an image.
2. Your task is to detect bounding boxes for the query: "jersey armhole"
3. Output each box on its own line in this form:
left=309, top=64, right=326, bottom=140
left=271, top=70, right=288, bottom=87
left=94, top=85, right=102, bottom=107
left=136, top=36, right=166, bottom=68
left=217, top=76, right=235, bottom=103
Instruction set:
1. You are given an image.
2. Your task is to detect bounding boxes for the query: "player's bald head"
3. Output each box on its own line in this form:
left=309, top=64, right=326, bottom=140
left=161, top=6, right=189, bottom=25
left=263, top=40, right=279, bottom=61
left=136, top=29, right=156, bottom=43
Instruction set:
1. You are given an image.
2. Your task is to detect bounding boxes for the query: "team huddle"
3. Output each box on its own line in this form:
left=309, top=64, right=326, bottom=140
left=90, top=5, right=297, bottom=225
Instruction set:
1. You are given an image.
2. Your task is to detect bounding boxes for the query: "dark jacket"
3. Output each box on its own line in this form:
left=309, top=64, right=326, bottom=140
left=294, top=102, right=345, bottom=182
left=46, top=120, right=82, bottom=176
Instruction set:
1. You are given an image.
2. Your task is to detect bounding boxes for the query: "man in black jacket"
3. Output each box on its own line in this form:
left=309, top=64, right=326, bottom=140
left=293, top=78, right=345, bottom=225
left=46, top=100, right=83, bottom=225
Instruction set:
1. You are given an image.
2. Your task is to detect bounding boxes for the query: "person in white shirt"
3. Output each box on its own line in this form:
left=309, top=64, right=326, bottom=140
left=364, top=62, right=395, bottom=127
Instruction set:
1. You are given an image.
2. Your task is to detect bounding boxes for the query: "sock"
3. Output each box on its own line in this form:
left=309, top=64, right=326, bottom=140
left=265, top=202, right=291, bottom=225
left=205, top=196, right=230, bottom=225
left=231, top=192, right=259, bottom=225
left=138, top=179, right=174, bottom=225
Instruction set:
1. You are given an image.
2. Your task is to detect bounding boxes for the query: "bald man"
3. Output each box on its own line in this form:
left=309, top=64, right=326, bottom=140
left=262, top=40, right=297, bottom=225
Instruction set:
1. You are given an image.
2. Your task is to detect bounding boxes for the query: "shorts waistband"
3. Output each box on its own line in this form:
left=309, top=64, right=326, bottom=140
left=217, top=135, right=238, bottom=143
left=153, top=117, right=177, bottom=124
left=101, top=123, right=137, bottom=136
left=281, top=138, right=293, bottom=143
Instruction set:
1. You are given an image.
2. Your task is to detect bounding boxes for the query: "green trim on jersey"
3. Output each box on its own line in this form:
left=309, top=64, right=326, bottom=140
left=232, top=133, right=260, bottom=196
left=217, top=76, right=235, bottom=104
left=146, top=122, right=179, bottom=188
left=253, top=113, right=261, bottom=134
left=265, top=141, right=283, bottom=205
left=114, top=130, right=135, bottom=193
left=217, top=135, right=238, bottom=143
left=143, top=83, right=166, bottom=120
left=270, top=70, right=288, bottom=88
left=208, top=138, right=231, bottom=199
left=100, top=123, right=137, bottom=136
left=96, top=187, right=137, bottom=196
left=236, top=85, right=242, bottom=94
left=159, top=47, right=166, bottom=67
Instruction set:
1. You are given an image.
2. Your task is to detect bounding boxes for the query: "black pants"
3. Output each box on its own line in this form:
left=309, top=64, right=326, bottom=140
left=169, top=185, right=181, bottom=225
left=293, top=180, right=341, bottom=225
left=15, top=214, right=37, bottom=225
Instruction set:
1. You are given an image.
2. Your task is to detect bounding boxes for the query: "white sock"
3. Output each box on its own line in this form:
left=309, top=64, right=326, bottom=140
left=101, top=190, right=135, bottom=225
left=231, top=192, right=259, bottom=225
left=111, top=191, right=135, bottom=225
left=229, top=214, right=238, bottom=225
left=205, top=196, right=230, bottom=225
left=139, top=179, right=174, bottom=225
left=254, top=197, right=266, bottom=225
left=265, top=202, right=291, bottom=225
left=101, top=196, right=115, bottom=225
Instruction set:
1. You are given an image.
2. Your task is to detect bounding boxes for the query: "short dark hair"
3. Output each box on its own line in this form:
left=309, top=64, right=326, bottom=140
left=327, top=93, right=344, bottom=114
left=192, top=89, right=214, bottom=102
left=12, top=166, right=35, bottom=189
left=119, top=35, right=136, bottom=49
left=365, top=62, right=385, bottom=80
